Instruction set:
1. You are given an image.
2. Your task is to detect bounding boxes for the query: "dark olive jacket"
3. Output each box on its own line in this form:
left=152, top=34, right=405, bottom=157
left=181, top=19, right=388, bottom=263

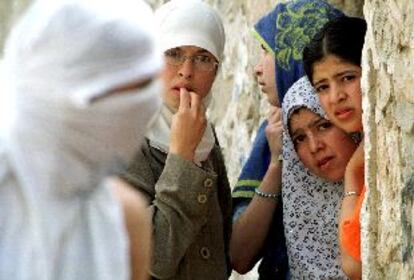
left=122, top=139, right=232, bottom=280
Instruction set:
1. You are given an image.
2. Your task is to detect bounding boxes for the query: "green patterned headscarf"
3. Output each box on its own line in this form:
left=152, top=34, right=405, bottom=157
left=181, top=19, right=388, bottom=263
left=253, top=0, right=343, bottom=102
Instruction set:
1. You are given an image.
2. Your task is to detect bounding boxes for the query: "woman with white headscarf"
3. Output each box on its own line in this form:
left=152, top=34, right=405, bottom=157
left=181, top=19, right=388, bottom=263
left=0, top=0, right=162, bottom=279
left=121, top=0, right=232, bottom=279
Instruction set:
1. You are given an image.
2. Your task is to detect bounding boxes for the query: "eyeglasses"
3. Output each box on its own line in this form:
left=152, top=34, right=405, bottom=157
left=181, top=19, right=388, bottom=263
left=164, top=49, right=218, bottom=72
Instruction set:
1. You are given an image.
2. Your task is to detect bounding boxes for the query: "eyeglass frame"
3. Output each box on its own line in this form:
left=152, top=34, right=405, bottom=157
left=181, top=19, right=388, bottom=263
left=164, top=48, right=219, bottom=72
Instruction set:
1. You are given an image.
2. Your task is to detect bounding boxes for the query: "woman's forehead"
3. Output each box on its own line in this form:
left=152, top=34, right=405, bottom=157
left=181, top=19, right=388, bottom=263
left=290, top=107, right=321, bottom=124
left=167, top=46, right=212, bottom=55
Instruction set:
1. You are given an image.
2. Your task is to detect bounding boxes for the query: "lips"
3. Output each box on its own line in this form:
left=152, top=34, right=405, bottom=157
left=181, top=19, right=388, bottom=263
left=172, top=86, right=191, bottom=91
left=172, top=83, right=193, bottom=92
left=317, top=156, right=334, bottom=169
left=334, top=107, right=354, bottom=120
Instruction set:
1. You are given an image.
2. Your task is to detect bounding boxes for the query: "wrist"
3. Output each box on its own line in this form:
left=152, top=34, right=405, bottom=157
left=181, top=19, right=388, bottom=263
left=169, top=147, right=194, bottom=162
left=343, top=190, right=361, bottom=198
left=270, top=153, right=283, bottom=164
left=268, top=161, right=282, bottom=172
left=254, top=188, right=281, bottom=202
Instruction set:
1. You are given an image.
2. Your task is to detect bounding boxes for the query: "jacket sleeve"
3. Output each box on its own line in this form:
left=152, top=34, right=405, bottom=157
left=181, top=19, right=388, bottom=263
left=121, top=151, right=217, bottom=279
left=149, top=153, right=218, bottom=278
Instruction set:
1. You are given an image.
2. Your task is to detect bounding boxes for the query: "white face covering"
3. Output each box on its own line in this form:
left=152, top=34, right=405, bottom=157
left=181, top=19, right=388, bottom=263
left=6, top=80, right=162, bottom=196
left=2, top=0, right=163, bottom=195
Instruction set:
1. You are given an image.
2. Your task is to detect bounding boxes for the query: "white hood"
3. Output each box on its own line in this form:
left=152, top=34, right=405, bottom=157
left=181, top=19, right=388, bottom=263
left=0, top=0, right=162, bottom=279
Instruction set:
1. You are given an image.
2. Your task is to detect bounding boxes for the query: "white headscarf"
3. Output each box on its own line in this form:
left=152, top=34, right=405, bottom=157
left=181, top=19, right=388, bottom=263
left=155, top=0, right=225, bottom=61
left=281, top=77, right=347, bottom=279
left=0, top=0, right=162, bottom=279
left=147, top=0, right=225, bottom=165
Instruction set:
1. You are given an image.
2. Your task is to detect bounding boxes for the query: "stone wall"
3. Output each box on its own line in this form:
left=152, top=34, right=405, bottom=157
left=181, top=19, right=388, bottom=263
left=0, top=0, right=30, bottom=55
left=362, top=1, right=414, bottom=279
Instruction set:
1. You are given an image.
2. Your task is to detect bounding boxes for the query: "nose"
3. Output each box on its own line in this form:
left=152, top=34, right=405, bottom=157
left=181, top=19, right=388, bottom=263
left=178, top=58, right=194, bottom=79
left=309, top=134, right=324, bottom=154
left=254, top=60, right=263, bottom=77
left=329, top=82, right=347, bottom=104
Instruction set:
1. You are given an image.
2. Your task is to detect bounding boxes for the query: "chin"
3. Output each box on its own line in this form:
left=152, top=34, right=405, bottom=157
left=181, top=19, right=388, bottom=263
left=315, top=169, right=343, bottom=182
left=340, top=120, right=363, bottom=134
left=164, top=102, right=178, bottom=113
left=325, top=174, right=344, bottom=183
left=270, top=100, right=280, bottom=107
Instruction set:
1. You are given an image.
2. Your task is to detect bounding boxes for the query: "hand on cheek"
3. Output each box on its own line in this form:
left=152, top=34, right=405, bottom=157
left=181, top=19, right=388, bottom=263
left=345, top=141, right=365, bottom=192
left=265, top=106, right=283, bottom=163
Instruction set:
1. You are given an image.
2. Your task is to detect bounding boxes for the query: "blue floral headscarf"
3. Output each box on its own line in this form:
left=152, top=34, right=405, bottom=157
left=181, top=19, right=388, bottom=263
left=253, top=0, right=343, bottom=103
left=233, top=0, right=343, bottom=202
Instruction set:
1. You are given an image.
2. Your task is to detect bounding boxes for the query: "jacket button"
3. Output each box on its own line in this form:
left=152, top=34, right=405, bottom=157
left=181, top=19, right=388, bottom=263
left=204, top=178, right=213, bottom=188
left=200, top=247, right=210, bottom=259
left=197, top=194, right=207, bottom=204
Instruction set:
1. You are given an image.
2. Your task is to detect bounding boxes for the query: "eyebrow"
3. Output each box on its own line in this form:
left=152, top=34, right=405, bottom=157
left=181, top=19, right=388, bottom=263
left=290, top=115, right=324, bottom=137
left=313, top=70, right=360, bottom=87
left=290, top=128, right=302, bottom=139
left=311, top=117, right=326, bottom=128
left=313, top=78, right=326, bottom=88
left=196, top=50, right=212, bottom=55
left=172, top=47, right=211, bottom=55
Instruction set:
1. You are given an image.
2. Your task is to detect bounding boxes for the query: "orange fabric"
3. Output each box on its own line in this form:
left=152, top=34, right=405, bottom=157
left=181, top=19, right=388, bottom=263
left=339, top=186, right=366, bottom=262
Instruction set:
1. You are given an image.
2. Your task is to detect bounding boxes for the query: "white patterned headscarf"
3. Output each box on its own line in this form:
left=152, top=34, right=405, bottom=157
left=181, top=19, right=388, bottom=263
left=281, top=76, right=347, bottom=279
left=0, top=0, right=162, bottom=279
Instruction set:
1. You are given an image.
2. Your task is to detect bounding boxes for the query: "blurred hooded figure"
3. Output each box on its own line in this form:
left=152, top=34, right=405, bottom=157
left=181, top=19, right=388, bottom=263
left=0, top=0, right=162, bottom=279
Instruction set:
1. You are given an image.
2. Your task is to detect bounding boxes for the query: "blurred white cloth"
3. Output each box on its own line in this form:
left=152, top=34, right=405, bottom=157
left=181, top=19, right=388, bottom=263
left=0, top=0, right=162, bottom=279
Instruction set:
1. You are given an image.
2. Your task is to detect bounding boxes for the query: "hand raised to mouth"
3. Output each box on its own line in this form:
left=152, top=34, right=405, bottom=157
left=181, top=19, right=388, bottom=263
left=169, top=87, right=207, bottom=162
